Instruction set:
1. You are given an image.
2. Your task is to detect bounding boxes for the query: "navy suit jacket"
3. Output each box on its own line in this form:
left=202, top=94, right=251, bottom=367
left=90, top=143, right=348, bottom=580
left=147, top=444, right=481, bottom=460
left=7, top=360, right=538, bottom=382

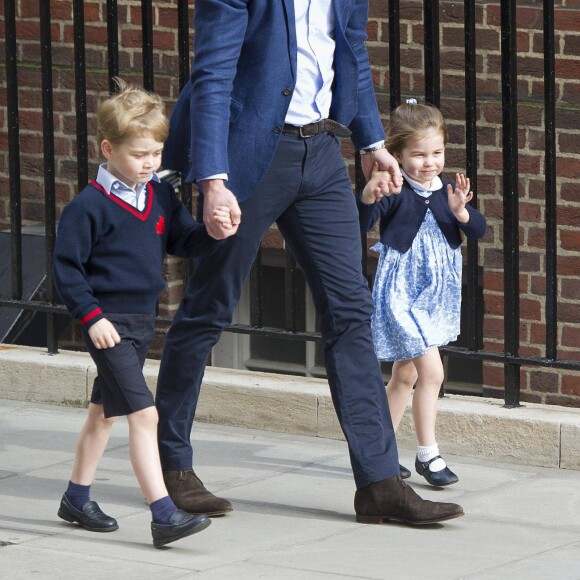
left=163, top=0, right=385, bottom=202
left=357, top=177, right=487, bottom=253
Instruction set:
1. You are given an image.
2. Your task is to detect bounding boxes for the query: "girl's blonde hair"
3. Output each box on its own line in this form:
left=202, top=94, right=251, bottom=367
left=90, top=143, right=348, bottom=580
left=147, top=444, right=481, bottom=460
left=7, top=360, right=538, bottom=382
left=385, top=102, right=448, bottom=156
left=96, top=77, right=169, bottom=145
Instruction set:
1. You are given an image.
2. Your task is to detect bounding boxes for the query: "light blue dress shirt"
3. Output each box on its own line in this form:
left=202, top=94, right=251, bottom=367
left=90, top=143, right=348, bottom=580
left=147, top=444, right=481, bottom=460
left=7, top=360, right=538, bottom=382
left=96, top=164, right=161, bottom=211
left=285, top=0, right=335, bottom=125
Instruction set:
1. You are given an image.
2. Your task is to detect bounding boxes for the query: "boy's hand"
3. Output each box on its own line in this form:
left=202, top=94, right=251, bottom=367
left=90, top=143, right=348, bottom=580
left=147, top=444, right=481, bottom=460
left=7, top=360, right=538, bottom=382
left=88, top=318, right=121, bottom=349
left=201, top=179, right=241, bottom=239
left=361, top=162, right=397, bottom=204
left=447, top=173, right=473, bottom=223
left=213, top=205, right=233, bottom=230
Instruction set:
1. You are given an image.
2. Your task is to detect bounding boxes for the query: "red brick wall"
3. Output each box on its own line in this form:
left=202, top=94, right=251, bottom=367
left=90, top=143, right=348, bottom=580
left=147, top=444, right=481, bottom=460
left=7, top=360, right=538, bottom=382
left=0, top=1, right=579, bottom=404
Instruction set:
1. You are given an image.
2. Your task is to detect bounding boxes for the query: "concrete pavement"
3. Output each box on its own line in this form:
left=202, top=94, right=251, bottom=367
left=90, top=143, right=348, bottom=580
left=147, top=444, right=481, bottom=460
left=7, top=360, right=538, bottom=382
left=1, top=344, right=580, bottom=578
left=1, top=398, right=580, bottom=579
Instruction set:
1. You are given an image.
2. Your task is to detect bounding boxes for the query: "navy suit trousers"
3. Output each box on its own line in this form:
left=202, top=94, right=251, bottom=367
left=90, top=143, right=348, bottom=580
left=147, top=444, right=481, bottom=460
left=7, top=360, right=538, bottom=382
left=155, top=133, right=400, bottom=488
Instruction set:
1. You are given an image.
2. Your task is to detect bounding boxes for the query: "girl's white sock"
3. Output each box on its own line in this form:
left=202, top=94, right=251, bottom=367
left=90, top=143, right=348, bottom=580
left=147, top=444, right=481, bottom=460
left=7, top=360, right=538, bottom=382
left=417, top=444, right=446, bottom=472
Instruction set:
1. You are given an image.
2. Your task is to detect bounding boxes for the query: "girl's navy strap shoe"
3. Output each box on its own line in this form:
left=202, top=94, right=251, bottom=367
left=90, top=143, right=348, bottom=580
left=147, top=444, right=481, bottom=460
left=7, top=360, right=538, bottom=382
left=415, top=456, right=459, bottom=487
left=399, top=464, right=412, bottom=479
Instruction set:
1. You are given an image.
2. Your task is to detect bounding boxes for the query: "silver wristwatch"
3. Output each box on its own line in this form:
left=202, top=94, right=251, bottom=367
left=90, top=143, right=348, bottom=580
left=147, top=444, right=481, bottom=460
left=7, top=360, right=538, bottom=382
left=359, top=142, right=386, bottom=155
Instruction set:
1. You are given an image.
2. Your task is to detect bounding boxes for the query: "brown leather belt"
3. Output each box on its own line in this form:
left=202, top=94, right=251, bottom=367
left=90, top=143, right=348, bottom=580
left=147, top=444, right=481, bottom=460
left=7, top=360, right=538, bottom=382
left=283, top=119, right=352, bottom=139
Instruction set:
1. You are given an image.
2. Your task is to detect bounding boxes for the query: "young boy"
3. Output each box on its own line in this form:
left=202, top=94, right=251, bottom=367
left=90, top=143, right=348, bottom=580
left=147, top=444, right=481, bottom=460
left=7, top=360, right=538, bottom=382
left=53, top=78, right=233, bottom=548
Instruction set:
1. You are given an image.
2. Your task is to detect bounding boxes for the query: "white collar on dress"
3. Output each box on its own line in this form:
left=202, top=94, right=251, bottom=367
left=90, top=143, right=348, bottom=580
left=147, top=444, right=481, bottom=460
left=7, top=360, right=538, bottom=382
left=402, top=170, right=443, bottom=198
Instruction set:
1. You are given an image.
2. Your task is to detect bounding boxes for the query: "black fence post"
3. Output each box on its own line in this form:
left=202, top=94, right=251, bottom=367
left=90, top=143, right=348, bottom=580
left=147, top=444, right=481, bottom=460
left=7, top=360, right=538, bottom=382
left=501, top=0, right=521, bottom=407
left=73, top=0, right=88, bottom=191
left=39, top=0, right=58, bottom=354
left=388, top=0, right=401, bottom=111
left=4, top=0, right=22, bottom=301
left=285, top=252, right=298, bottom=333
left=543, top=0, right=558, bottom=362
left=106, top=0, right=119, bottom=92
left=464, top=0, right=481, bottom=352
left=424, top=0, right=440, bottom=107
left=141, top=0, right=154, bottom=91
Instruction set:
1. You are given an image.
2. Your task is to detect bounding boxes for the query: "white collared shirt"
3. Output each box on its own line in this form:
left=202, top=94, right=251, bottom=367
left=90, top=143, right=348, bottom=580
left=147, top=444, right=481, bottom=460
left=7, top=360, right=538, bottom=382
left=96, top=164, right=161, bottom=211
left=402, top=170, right=443, bottom=198
left=285, top=0, right=335, bottom=126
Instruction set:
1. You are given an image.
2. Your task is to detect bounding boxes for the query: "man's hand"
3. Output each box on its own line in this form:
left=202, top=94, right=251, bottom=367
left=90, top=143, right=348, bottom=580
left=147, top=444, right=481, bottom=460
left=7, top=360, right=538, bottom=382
left=88, top=318, right=121, bottom=350
left=201, top=179, right=241, bottom=240
left=361, top=147, right=402, bottom=195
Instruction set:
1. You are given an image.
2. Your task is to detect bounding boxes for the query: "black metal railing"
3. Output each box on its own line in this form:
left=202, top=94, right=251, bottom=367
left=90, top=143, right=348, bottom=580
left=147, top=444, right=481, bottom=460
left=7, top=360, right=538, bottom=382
left=1, top=0, right=578, bottom=407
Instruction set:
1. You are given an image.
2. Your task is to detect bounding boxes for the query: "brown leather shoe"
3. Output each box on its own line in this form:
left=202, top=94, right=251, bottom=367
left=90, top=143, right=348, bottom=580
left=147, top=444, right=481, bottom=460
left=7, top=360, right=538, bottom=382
left=163, top=469, right=233, bottom=516
left=354, top=476, right=464, bottom=525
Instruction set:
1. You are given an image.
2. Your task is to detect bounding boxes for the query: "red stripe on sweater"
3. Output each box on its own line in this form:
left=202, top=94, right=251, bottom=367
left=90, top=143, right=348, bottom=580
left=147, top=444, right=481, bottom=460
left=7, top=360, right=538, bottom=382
left=80, top=308, right=102, bottom=326
left=90, top=180, right=154, bottom=221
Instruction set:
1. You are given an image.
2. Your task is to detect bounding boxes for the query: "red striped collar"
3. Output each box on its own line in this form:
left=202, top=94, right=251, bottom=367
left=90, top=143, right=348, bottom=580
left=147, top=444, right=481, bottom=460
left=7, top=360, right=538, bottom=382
left=90, top=179, right=154, bottom=221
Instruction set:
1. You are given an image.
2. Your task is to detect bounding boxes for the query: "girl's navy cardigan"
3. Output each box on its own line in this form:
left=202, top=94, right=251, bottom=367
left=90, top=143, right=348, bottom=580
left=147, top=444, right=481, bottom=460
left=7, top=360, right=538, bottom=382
left=53, top=179, right=217, bottom=329
left=357, top=177, right=487, bottom=253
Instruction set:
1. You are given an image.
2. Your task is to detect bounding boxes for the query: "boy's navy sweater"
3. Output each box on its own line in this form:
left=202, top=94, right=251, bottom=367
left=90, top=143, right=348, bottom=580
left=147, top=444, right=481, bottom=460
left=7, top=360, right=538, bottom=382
left=357, top=176, right=487, bottom=253
left=53, top=179, right=216, bottom=329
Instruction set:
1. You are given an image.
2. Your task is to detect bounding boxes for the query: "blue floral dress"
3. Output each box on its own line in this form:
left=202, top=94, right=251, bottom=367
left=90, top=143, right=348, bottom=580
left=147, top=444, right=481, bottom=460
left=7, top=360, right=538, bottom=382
left=371, top=193, right=463, bottom=362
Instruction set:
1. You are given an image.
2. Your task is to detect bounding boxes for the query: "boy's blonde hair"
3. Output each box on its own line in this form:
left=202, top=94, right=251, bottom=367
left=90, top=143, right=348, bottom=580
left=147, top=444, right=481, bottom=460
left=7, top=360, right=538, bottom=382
left=385, top=102, right=448, bottom=156
left=96, top=77, right=169, bottom=145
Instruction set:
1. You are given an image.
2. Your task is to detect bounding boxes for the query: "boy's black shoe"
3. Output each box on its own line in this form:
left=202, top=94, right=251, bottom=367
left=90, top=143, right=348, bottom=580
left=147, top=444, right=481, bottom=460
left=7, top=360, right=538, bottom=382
left=151, top=509, right=211, bottom=548
left=58, top=494, right=119, bottom=532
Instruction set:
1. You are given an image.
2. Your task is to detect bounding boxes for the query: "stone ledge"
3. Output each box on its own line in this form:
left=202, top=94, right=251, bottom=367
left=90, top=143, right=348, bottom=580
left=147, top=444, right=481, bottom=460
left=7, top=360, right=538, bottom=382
left=1, top=344, right=578, bottom=471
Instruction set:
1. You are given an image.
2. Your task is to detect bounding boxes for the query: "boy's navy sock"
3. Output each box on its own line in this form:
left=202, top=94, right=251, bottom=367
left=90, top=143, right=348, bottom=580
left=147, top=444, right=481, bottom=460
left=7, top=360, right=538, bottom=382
left=64, top=480, right=91, bottom=511
left=150, top=495, right=178, bottom=525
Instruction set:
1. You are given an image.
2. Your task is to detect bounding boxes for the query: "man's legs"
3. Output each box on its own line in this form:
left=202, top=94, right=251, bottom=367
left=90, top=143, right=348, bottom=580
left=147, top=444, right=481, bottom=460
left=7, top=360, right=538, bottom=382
left=155, top=136, right=310, bottom=511
left=275, top=133, right=399, bottom=488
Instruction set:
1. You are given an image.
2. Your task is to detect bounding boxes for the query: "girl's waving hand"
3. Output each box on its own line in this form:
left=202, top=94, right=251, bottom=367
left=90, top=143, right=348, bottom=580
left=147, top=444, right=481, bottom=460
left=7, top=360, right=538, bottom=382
left=447, top=173, right=473, bottom=223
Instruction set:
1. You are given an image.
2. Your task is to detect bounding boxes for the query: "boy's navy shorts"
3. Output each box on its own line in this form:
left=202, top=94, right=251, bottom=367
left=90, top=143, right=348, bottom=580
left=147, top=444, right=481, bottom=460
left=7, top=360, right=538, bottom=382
left=82, top=312, right=156, bottom=418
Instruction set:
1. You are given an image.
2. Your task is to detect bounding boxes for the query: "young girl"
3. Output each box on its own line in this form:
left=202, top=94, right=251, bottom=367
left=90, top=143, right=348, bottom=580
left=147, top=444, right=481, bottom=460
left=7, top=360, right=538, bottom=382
left=357, top=100, right=486, bottom=487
